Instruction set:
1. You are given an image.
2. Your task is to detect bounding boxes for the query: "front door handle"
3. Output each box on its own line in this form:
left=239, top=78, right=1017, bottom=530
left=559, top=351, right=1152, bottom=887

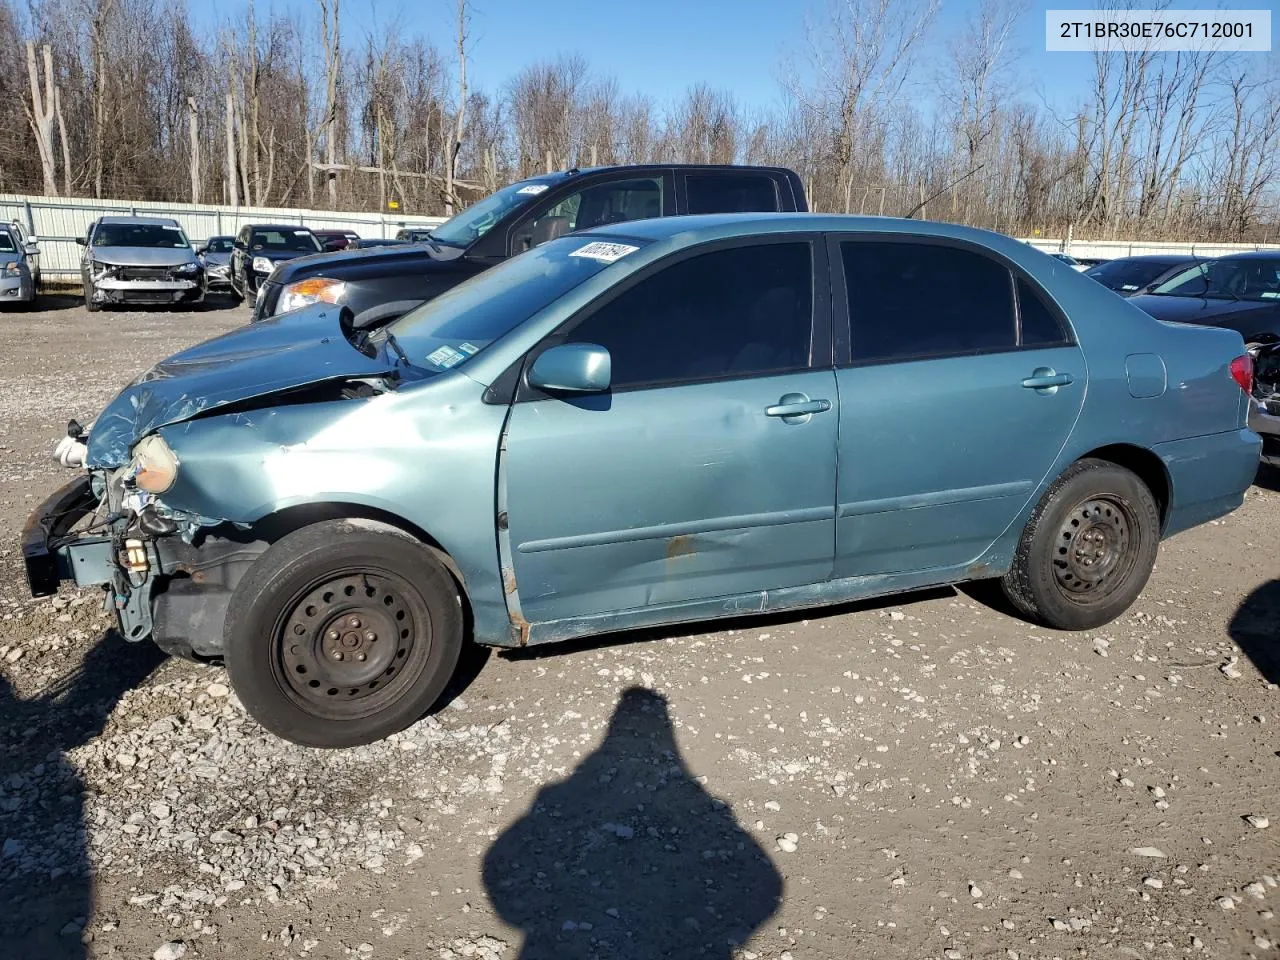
left=1022, top=367, right=1074, bottom=393
left=765, top=394, right=831, bottom=423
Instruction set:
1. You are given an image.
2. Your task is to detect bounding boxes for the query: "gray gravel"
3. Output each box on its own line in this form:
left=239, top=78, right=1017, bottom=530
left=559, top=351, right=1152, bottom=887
left=1, top=298, right=1278, bottom=958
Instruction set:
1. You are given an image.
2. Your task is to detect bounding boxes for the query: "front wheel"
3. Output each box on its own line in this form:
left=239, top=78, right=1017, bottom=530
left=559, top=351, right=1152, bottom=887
left=224, top=520, right=464, bottom=748
left=1001, top=458, right=1160, bottom=631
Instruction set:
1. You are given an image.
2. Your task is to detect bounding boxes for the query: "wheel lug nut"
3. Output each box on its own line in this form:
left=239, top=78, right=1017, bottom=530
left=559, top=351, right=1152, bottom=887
left=331, top=650, right=344, bottom=661
left=364, top=631, right=376, bottom=642
left=355, top=652, right=367, bottom=662
left=326, top=630, right=339, bottom=641
left=347, top=616, right=361, bottom=629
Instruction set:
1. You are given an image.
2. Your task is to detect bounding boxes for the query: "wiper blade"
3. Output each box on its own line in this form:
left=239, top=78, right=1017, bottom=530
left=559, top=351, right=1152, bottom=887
left=383, top=332, right=410, bottom=367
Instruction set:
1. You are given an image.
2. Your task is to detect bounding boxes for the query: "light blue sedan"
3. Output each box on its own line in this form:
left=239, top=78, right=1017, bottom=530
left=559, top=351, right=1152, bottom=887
left=24, top=214, right=1261, bottom=747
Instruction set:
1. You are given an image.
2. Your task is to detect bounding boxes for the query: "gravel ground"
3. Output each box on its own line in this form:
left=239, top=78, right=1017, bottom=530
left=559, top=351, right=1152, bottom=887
left=1, top=296, right=1278, bottom=960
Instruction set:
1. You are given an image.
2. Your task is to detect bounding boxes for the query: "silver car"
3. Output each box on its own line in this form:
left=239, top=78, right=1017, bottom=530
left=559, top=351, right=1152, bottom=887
left=0, top=222, right=39, bottom=306
left=196, top=235, right=234, bottom=290
left=77, top=215, right=205, bottom=311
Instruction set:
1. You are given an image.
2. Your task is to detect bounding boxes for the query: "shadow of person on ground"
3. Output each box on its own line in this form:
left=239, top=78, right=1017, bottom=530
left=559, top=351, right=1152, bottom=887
left=1229, top=579, right=1280, bottom=685
left=483, top=686, right=782, bottom=960
left=0, top=629, right=165, bottom=958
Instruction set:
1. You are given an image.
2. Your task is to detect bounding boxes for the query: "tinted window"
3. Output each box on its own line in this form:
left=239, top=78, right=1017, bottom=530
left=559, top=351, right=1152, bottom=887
left=250, top=229, right=322, bottom=253
left=566, top=242, right=812, bottom=389
left=1017, top=278, right=1069, bottom=346
left=205, top=237, right=234, bottom=253
left=685, top=175, right=779, bottom=214
left=0, top=231, right=15, bottom=252
left=517, top=178, right=663, bottom=251
left=842, top=241, right=1016, bottom=363
left=1085, top=258, right=1186, bottom=292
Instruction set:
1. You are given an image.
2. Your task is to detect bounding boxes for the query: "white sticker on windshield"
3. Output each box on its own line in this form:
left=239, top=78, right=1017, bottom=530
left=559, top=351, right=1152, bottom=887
left=457, top=342, right=480, bottom=356
left=294, top=229, right=310, bottom=235
left=517, top=184, right=549, bottom=195
left=1262, top=291, right=1280, bottom=299
left=427, top=345, right=467, bottom=368
left=570, top=241, right=639, bottom=263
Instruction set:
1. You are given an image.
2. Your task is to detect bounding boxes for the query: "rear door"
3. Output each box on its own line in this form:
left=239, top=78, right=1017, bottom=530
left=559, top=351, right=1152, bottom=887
left=678, top=171, right=783, bottom=214
left=831, top=236, right=1086, bottom=578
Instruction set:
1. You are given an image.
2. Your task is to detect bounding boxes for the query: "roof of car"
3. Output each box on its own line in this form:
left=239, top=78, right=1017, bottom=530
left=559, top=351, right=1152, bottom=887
left=247, top=223, right=316, bottom=233
left=97, top=215, right=180, bottom=225
left=1098, top=254, right=1205, bottom=265
left=1215, top=249, right=1280, bottom=260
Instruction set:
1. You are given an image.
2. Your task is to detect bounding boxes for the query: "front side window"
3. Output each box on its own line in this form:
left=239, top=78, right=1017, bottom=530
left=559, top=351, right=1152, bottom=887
left=205, top=237, right=234, bottom=254
left=0, top=231, right=16, bottom=253
left=842, top=241, right=1017, bottom=363
left=685, top=175, right=779, bottom=214
left=92, top=222, right=190, bottom=249
left=565, top=242, right=812, bottom=390
left=516, top=178, right=664, bottom=252
left=250, top=229, right=322, bottom=253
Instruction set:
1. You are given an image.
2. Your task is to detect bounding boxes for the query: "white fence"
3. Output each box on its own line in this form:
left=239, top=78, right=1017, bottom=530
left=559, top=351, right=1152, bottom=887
left=0, top=192, right=447, bottom=278
left=1021, top=237, right=1276, bottom=259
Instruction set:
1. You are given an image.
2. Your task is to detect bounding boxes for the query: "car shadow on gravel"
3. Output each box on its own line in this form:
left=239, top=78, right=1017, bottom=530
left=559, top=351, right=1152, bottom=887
left=0, top=629, right=165, bottom=958
left=482, top=686, right=782, bottom=959
left=1229, top=579, right=1280, bottom=684
left=2, top=292, right=82, bottom=313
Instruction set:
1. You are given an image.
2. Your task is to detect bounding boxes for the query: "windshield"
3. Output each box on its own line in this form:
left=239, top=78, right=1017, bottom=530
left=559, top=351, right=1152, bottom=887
left=0, top=232, right=15, bottom=253
left=385, top=234, right=649, bottom=371
left=250, top=228, right=322, bottom=253
left=429, top=178, right=556, bottom=247
left=1085, top=259, right=1185, bottom=292
left=1151, top=257, right=1280, bottom=301
left=205, top=237, right=234, bottom=253
left=93, top=223, right=190, bottom=248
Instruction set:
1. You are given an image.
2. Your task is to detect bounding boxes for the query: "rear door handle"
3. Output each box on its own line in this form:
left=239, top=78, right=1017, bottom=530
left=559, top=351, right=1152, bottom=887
left=765, top=395, right=831, bottom=421
left=1022, top=368, right=1074, bottom=392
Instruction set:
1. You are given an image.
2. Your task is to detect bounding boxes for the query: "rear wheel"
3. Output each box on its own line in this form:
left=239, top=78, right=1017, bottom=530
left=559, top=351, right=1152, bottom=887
left=224, top=520, right=464, bottom=748
left=1001, top=458, right=1160, bottom=631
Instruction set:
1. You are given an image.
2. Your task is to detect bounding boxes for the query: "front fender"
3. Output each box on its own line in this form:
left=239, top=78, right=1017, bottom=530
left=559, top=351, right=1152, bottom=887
left=155, top=371, right=512, bottom=644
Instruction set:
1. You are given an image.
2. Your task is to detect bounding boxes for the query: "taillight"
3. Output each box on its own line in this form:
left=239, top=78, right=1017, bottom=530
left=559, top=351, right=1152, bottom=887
left=1230, top=354, right=1253, bottom=395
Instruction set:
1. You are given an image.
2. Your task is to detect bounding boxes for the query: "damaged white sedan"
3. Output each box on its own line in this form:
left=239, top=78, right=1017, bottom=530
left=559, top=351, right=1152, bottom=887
left=78, top=215, right=206, bottom=311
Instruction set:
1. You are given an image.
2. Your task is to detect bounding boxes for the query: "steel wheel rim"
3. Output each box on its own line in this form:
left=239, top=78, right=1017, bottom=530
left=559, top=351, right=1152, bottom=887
left=1051, top=494, right=1139, bottom=605
left=271, top=569, right=432, bottom=721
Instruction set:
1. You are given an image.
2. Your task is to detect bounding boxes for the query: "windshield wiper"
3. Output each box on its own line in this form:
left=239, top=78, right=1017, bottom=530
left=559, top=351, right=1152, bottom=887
left=383, top=331, right=410, bottom=367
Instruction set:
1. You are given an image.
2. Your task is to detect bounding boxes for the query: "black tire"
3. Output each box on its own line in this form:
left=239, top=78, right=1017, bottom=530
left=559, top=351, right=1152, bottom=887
left=224, top=519, right=464, bottom=748
left=1001, top=458, right=1160, bottom=631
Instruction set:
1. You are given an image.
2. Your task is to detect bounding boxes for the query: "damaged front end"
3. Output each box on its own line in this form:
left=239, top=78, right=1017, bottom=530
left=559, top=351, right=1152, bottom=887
left=88, top=261, right=205, bottom=306
left=23, top=304, right=408, bottom=661
left=24, top=418, right=268, bottom=660
left=1249, top=341, right=1280, bottom=467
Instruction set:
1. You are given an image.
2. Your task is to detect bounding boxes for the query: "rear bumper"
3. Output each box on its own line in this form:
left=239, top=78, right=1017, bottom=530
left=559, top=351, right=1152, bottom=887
left=1155, top=427, right=1261, bottom=538
left=1248, top=399, right=1280, bottom=466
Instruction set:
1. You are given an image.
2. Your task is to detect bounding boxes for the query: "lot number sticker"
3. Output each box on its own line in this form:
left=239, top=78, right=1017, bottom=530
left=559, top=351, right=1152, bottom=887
left=517, top=184, right=549, bottom=195
left=569, top=241, right=639, bottom=263
left=426, top=345, right=467, bottom=368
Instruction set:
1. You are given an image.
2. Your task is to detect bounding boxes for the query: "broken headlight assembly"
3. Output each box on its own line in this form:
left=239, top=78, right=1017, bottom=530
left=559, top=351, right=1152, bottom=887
left=171, top=262, right=201, bottom=276
left=2, top=261, right=22, bottom=276
left=277, top=277, right=346, bottom=314
left=252, top=256, right=274, bottom=274
left=127, top=434, right=179, bottom=493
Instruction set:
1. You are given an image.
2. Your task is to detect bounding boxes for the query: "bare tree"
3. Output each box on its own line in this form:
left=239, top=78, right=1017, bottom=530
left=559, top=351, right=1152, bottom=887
left=224, top=91, right=238, bottom=206
left=24, top=41, right=58, bottom=196
left=444, top=0, right=470, bottom=214
left=187, top=95, right=200, bottom=203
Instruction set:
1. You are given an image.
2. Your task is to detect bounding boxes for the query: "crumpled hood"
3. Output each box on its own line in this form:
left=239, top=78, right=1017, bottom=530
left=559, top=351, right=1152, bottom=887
left=85, top=305, right=398, bottom=467
left=91, top=246, right=197, bottom=268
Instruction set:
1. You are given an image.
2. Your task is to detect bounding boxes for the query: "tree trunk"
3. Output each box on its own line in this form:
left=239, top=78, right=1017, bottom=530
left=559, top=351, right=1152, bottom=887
left=54, top=86, right=72, bottom=196
left=225, top=92, right=239, bottom=207
left=323, top=0, right=341, bottom=208
left=188, top=96, right=200, bottom=204
left=445, top=0, right=469, bottom=215
left=25, top=43, right=59, bottom=197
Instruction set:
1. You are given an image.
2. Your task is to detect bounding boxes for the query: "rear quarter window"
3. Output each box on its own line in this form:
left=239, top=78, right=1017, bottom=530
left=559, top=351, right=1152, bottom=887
left=685, top=175, right=780, bottom=214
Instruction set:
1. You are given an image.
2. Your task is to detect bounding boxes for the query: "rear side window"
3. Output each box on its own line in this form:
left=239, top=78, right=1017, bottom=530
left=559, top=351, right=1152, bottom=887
left=1017, top=278, right=1070, bottom=346
left=566, top=242, right=812, bottom=389
left=841, top=241, right=1018, bottom=363
left=685, top=175, right=779, bottom=214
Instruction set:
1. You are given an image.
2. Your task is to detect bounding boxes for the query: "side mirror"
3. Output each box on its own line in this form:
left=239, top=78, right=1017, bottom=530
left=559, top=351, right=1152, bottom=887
left=23, top=243, right=38, bottom=256
left=75, top=236, right=86, bottom=246
left=194, top=244, right=207, bottom=255
left=26, top=235, right=38, bottom=244
left=528, top=343, right=611, bottom=393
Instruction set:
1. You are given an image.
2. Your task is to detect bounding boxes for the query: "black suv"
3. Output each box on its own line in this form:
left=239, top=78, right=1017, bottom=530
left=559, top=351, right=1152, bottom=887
left=230, top=223, right=323, bottom=303
left=253, top=164, right=808, bottom=325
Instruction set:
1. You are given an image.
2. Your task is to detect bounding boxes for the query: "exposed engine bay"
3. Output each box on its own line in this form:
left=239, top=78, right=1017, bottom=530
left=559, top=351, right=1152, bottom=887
left=1248, top=339, right=1280, bottom=467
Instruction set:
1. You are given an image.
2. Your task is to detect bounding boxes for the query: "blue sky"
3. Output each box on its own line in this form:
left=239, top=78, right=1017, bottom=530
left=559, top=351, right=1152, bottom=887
left=203, top=0, right=1272, bottom=115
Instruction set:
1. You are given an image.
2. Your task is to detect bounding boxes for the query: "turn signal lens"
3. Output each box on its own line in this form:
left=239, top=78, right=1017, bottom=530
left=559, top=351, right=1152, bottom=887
left=278, top=277, right=347, bottom=314
left=1230, top=354, right=1253, bottom=395
left=128, top=434, right=179, bottom=493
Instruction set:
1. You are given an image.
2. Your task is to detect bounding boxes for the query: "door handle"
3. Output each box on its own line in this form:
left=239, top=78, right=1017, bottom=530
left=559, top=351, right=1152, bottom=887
left=1021, top=368, right=1074, bottom=392
left=765, top=396, right=831, bottom=418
